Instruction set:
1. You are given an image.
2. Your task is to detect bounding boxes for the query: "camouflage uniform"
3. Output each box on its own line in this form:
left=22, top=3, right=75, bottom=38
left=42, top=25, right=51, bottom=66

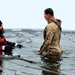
left=39, top=18, right=62, bottom=57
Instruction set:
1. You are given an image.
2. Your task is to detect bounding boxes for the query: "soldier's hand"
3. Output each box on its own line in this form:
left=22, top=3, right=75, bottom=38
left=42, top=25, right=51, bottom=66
left=17, top=44, right=23, bottom=49
left=15, top=43, right=23, bottom=49
left=36, top=51, right=42, bottom=55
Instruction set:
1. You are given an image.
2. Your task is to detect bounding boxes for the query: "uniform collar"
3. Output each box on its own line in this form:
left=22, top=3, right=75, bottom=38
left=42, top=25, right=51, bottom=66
left=47, top=18, right=55, bottom=24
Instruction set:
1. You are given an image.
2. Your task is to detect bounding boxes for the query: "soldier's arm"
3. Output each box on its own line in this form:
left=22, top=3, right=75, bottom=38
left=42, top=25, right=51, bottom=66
left=38, top=24, right=56, bottom=54
left=0, top=46, right=3, bottom=51
left=0, top=36, right=8, bottom=45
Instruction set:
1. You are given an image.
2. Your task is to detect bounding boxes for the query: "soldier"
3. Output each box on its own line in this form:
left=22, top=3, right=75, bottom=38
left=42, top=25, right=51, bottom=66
left=36, top=8, right=62, bottom=58
left=0, top=20, right=23, bottom=55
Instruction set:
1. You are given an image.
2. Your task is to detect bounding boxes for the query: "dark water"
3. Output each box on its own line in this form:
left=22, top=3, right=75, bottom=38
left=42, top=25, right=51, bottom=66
left=0, top=29, right=75, bottom=75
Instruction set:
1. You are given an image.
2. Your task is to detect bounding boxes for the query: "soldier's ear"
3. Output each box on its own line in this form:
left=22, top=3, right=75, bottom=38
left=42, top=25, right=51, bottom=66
left=48, top=14, right=51, bottom=18
left=0, top=26, right=3, bottom=30
left=48, top=14, right=50, bottom=16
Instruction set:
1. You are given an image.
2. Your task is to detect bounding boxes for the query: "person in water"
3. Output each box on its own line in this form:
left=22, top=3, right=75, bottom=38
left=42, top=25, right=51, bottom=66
left=36, top=8, right=63, bottom=58
left=0, top=20, right=23, bottom=55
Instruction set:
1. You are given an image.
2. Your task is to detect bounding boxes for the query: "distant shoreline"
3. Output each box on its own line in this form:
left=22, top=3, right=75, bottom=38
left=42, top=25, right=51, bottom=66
left=4, top=28, right=75, bottom=34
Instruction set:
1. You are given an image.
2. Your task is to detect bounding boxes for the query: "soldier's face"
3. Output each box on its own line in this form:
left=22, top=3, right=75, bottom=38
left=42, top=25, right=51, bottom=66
left=44, top=13, right=50, bottom=21
left=0, top=25, right=4, bottom=35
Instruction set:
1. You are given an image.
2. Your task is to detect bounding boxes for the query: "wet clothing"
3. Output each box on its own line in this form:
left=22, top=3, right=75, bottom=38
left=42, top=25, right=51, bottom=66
left=39, top=18, right=62, bottom=57
left=0, top=33, right=23, bottom=55
left=0, top=20, right=23, bottom=55
left=0, top=34, right=15, bottom=52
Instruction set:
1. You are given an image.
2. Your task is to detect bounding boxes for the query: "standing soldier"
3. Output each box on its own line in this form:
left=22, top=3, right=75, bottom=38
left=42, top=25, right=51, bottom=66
left=36, top=8, right=62, bottom=58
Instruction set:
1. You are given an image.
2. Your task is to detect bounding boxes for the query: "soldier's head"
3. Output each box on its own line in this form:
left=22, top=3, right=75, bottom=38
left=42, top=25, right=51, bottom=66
left=44, top=8, right=54, bottom=21
left=0, top=21, right=4, bottom=35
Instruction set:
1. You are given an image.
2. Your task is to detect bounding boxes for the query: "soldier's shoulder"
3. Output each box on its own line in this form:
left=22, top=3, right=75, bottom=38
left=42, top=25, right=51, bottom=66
left=47, top=22, right=58, bottom=29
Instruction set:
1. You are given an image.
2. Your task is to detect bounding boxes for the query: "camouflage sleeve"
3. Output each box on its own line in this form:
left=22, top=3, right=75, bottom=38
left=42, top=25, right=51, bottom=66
left=39, top=24, right=56, bottom=54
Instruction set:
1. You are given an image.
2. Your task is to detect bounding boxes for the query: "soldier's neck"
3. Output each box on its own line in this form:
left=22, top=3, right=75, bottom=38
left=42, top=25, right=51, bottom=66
left=48, top=17, right=55, bottom=24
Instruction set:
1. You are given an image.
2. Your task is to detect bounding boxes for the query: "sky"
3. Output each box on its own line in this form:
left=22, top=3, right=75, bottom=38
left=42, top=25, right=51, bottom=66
left=0, top=0, right=75, bottom=30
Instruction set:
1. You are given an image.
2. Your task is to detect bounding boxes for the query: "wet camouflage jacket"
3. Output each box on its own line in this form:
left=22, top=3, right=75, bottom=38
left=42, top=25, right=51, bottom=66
left=40, top=18, right=62, bottom=54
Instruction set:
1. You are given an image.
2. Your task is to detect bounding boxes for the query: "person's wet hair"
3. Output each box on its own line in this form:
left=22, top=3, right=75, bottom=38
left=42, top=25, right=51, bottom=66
left=44, top=8, right=54, bottom=16
left=0, top=20, right=2, bottom=26
left=0, top=20, right=4, bottom=34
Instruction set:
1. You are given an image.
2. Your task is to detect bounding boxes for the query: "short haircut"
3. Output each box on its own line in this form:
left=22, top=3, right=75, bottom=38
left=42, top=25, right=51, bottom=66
left=0, top=20, right=2, bottom=26
left=44, top=8, right=54, bottom=16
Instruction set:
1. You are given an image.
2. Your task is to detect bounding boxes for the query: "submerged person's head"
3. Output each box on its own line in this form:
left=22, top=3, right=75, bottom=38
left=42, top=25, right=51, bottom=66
left=0, top=21, right=4, bottom=35
left=0, top=20, right=2, bottom=26
left=44, top=8, right=54, bottom=21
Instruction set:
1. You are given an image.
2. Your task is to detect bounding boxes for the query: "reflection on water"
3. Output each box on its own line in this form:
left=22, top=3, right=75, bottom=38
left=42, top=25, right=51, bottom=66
left=0, top=60, right=2, bottom=75
left=0, top=52, right=3, bottom=75
left=41, top=56, right=61, bottom=75
left=0, top=29, right=75, bottom=75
